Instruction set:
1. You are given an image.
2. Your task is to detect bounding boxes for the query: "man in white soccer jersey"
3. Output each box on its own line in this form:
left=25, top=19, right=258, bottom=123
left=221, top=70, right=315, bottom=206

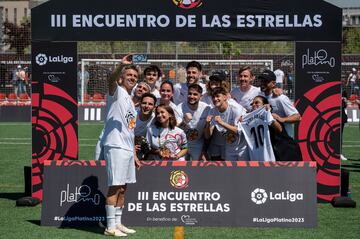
left=204, top=87, right=247, bottom=161
left=230, top=66, right=262, bottom=112
left=177, top=84, right=211, bottom=160
left=259, top=69, right=301, bottom=138
left=101, top=55, right=140, bottom=237
left=173, top=61, right=206, bottom=105
left=134, top=93, right=157, bottom=160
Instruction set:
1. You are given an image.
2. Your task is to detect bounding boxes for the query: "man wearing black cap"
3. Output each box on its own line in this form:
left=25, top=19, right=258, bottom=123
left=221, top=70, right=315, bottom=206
left=259, top=69, right=301, bottom=138
left=201, top=71, right=226, bottom=105
left=201, top=71, right=240, bottom=107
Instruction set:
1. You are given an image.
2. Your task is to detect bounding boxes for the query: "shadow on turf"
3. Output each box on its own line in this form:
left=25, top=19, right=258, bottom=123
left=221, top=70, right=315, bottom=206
left=28, top=220, right=41, bottom=226
left=28, top=219, right=104, bottom=234
left=0, top=192, right=25, bottom=200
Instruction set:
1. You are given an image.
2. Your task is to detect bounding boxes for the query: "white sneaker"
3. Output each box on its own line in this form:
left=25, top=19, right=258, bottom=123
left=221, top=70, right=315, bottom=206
left=341, top=154, right=348, bottom=161
left=104, top=228, right=127, bottom=237
left=117, top=224, right=136, bottom=234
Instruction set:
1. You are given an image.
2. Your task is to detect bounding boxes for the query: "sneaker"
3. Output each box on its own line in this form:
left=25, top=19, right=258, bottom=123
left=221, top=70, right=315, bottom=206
left=116, top=224, right=136, bottom=234
left=341, top=154, right=348, bottom=161
left=104, top=228, right=127, bottom=237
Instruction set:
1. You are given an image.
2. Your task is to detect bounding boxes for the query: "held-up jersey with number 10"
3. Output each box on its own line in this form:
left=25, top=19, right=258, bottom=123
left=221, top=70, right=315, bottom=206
left=240, top=106, right=276, bottom=161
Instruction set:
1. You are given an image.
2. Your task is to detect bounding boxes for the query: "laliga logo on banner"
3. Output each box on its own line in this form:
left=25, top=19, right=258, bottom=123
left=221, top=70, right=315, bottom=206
left=35, top=53, right=74, bottom=66
left=35, top=53, right=48, bottom=66
left=251, top=188, right=268, bottom=205
left=173, top=0, right=203, bottom=9
left=170, top=170, right=189, bottom=189
left=251, top=188, right=304, bottom=205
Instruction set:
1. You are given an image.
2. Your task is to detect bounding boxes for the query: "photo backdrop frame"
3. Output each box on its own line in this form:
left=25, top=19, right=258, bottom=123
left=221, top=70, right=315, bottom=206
left=31, top=0, right=342, bottom=202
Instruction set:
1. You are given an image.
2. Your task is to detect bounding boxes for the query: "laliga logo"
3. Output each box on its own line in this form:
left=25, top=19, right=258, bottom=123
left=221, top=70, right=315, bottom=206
left=170, top=170, right=189, bottom=189
left=35, top=53, right=73, bottom=66
left=173, top=0, right=203, bottom=9
left=35, top=53, right=48, bottom=66
left=251, top=188, right=304, bottom=205
left=251, top=188, right=268, bottom=205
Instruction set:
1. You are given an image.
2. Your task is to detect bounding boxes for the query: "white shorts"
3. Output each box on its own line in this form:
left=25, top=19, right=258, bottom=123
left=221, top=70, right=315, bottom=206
left=104, top=146, right=136, bottom=186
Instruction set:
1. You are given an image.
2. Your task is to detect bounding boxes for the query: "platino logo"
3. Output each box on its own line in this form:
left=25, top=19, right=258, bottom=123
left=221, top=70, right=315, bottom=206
left=35, top=53, right=48, bottom=66
left=60, top=184, right=101, bottom=207
left=251, top=188, right=304, bottom=205
left=172, top=0, right=203, bottom=9
left=302, top=48, right=335, bottom=69
left=251, top=188, right=268, bottom=204
left=35, top=53, right=74, bottom=66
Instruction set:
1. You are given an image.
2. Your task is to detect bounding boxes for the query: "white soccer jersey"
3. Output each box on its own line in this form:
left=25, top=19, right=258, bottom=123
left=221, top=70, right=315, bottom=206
left=274, top=69, right=285, bottom=84
left=146, top=126, right=188, bottom=161
left=173, top=82, right=206, bottom=105
left=230, top=85, right=261, bottom=112
left=267, top=94, right=299, bottom=137
left=208, top=103, right=247, bottom=161
left=176, top=101, right=211, bottom=160
left=102, top=86, right=137, bottom=151
left=240, top=106, right=276, bottom=161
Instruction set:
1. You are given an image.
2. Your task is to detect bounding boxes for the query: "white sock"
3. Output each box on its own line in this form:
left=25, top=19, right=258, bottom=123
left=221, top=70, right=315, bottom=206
left=105, top=205, right=116, bottom=229
left=115, top=207, right=123, bottom=226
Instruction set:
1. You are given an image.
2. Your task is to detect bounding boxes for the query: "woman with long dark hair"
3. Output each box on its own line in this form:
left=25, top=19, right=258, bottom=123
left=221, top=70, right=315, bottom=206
left=146, top=104, right=188, bottom=160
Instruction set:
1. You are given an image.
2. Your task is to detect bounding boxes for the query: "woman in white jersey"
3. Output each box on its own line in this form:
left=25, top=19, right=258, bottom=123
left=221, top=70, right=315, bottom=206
left=147, top=104, right=188, bottom=160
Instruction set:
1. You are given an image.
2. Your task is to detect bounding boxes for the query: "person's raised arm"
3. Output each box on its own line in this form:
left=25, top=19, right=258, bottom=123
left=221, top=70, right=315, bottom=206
left=108, top=54, right=132, bottom=96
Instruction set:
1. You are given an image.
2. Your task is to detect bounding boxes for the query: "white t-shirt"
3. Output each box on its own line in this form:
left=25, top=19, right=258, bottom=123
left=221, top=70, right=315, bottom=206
left=208, top=103, right=247, bottom=160
left=274, top=69, right=285, bottom=84
left=150, top=88, right=161, bottom=100
left=176, top=101, right=211, bottom=147
left=173, top=82, right=206, bottom=105
left=240, top=106, right=276, bottom=161
left=146, top=126, right=188, bottom=161
left=267, top=94, right=299, bottom=137
left=230, top=86, right=261, bottom=112
left=102, top=86, right=137, bottom=151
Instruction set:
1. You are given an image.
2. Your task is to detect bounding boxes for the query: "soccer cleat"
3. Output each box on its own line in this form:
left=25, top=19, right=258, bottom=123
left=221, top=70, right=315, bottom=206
left=104, top=228, right=127, bottom=237
left=116, top=224, right=136, bottom=234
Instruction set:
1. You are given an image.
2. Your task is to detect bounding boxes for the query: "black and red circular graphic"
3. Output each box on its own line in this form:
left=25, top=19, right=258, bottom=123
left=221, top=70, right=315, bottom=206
left=294, top=81, right=341, bottom=202
left=32, top=82, right=78, bottom=199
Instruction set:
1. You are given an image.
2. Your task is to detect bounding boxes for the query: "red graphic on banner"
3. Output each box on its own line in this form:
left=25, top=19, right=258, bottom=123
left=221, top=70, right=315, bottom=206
left=295, top=81, right=341, bottom=202
left=32, top=83, right=78, bottom=199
